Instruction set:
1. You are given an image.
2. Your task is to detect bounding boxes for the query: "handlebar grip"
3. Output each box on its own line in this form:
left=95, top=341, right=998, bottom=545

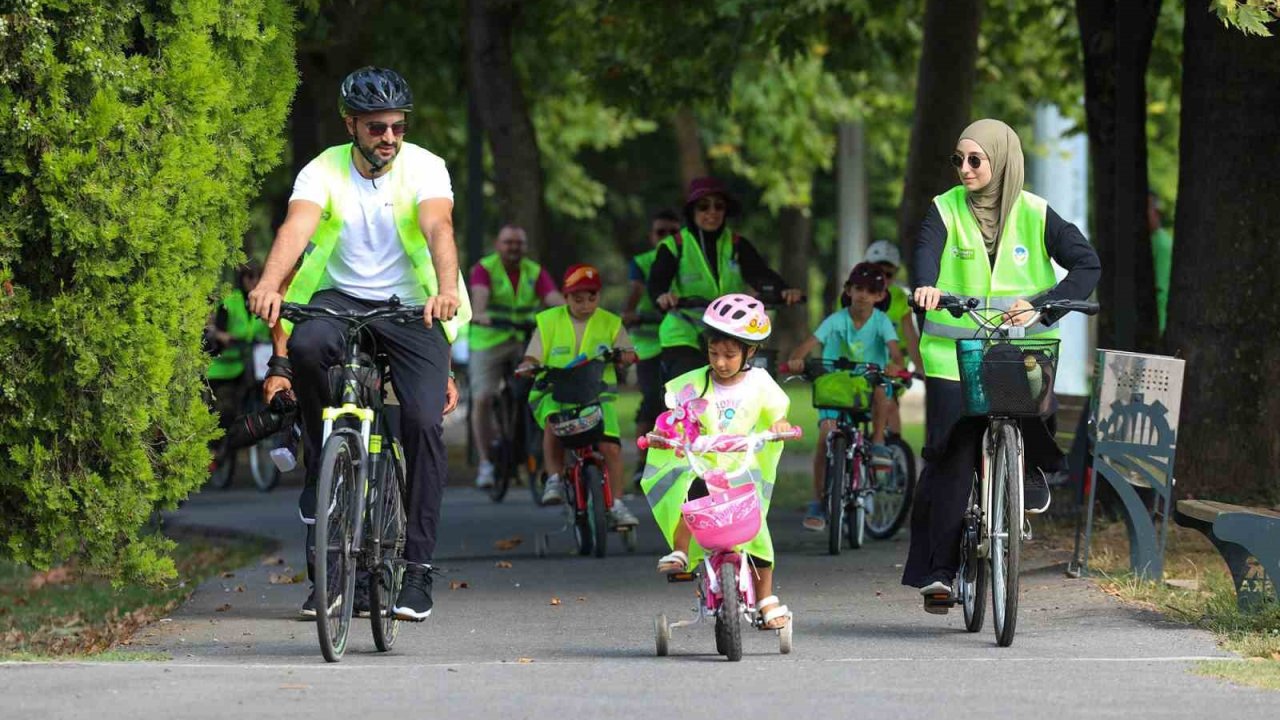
left=776, top=427, right=803, bottom=441
left=636, top=436, right=650, bottom=451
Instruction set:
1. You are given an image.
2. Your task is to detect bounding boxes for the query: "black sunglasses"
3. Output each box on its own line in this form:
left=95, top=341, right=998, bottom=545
left=365, top=121, right=408, bottom=137
left=950, top=152, right=984, bottom=170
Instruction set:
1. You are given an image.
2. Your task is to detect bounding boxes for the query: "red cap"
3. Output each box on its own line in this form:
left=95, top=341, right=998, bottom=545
left=562, top=264, right=602, bottom=294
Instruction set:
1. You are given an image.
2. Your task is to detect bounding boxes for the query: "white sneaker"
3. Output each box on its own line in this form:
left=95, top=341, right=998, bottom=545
left=475, top=460, right=495, bottom=489
left=541, top=474, right=565, bottom=505
left=611, top=498, right=639, bottom=528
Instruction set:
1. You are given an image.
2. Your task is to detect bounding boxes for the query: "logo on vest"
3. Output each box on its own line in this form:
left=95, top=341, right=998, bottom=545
left=952, top=247, right=975, bottom=261
left=1012, top=245, right=1029, bottom=266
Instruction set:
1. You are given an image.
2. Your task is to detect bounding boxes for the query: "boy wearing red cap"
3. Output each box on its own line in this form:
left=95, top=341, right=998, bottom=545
left=521, top=264, right=639, bottom=525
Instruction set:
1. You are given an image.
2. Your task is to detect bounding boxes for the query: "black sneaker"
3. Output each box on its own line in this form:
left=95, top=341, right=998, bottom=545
left=1024, top=469, right=1052, bottom=515
left=354, top=572, right=371, bottom=618
left=394, top=565, right=434, bottom=622
left=299, top=584, right=342, bottom=619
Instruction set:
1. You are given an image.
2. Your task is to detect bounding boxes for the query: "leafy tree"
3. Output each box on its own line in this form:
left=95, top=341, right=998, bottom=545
left=0, top=0, right=297, bottom=580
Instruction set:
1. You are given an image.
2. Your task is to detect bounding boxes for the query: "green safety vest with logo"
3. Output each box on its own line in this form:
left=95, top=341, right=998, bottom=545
left=528, top=305, right=623, bottom=436
left=281, top=143, right=472, bottom=341
left=631, top=248, right=663, bottom=361
left=639, top=367, right=789, bottom=565
left=208, top=289, right=270, bottom=381
left=471, top=253, right=542, bottom=350
left=657, top=227, right=747, bottom=350
left=920, top=185, right=1059, bottom=381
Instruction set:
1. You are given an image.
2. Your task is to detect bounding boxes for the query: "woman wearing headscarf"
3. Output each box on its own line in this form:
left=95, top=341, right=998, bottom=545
left=647, top=177, right=805, bottom=381
left=904, top=119, right=1101, bottom=609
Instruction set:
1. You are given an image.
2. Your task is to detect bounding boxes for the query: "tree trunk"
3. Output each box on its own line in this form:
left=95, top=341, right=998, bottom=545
left=1077, top=0, right=1161, bottom=352
left=672, top=106, right=708, bottom=189
left=1165, top=5, right=1280, bottom=504
left=896, top=0, right=982, bottom=268
left=466, top=0, right=552, bottom=263
left=775, top=205, right=812, bottom=354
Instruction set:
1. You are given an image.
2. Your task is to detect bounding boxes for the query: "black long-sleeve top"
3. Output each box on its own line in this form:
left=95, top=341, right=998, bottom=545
left=647, top=228, right=789, bottom=304
left=910, top=202, right=1101, bottom=323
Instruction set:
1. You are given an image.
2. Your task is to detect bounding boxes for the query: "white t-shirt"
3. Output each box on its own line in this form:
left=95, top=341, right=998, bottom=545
left=290, top=144, right=454, bottom=303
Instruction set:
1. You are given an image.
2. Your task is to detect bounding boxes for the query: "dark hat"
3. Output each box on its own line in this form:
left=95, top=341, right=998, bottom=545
left=845, top=262, right=887, bottom=293
left=683, top=176, right=741, bottom=217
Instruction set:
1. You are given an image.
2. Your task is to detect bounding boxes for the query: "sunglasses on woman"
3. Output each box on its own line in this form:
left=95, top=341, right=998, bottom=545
left=365, top=121, right=408, bottom=137
left=950, top=152, right=984, bottom=170
left=695, top=200, right=727, bottom=212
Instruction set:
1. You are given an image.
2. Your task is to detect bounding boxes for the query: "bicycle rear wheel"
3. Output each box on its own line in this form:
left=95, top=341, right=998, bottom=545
left=960, top=474, right=986, bottom=633
left=585, top=465, right=608, bottom=559
left=719, top=562, right=742, bottom=661
left=991, top=423, right=1022, bottom=647
left=370, top=440, right=407, bottom=652
left=865, top=432, right=915, bottom=539
left=825, top=434, right=848, bottom=556
left=249, top=440, right=280, bottom=492
left=314, top=432, right=361, bottom=662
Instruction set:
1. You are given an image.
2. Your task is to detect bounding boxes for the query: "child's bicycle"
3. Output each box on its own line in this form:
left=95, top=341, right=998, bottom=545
left=638, top=426, right=803, bottom=661
left=912, top=293, right=1099, bottom=646
left=521, top=349, right=637, bottom=558
left=782, top=359, right=915, bottom=554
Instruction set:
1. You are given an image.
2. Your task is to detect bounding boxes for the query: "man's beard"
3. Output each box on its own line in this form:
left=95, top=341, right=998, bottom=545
left=361, top=139, right=400, bottom=170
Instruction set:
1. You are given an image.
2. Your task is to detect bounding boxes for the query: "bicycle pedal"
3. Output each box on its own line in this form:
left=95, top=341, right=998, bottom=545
left=923, top=592, right=956, bottom=608
left=667, top=571, right=698, bottom=584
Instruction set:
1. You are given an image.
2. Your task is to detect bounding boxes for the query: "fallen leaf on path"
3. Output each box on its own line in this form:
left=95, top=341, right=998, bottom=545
left=516, top=657, right=534, bottom=664
left=268, top=573, right=296, bottom=585
left=576, top=597, right=586, bottom=603
left=221, top=572, right=236, bottom=579
left=261, top=555, right=286, bottom=566
left=875, top=591, right=883, bottom=597
left=495, top=561, right=513, bottom=569
left=235, top=585, right=245, bottom=593
left=215, top=604, right=231, bottom=612
left=549, top=597, right=561, bottom=606
left=450, top=580, right=469, bottom=590
left=494, top=536, right=523, bottom=551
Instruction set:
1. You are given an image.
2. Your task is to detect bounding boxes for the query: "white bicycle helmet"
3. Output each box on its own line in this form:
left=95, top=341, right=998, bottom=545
left=864, top=239, right=901, bottom=267
left=702, top=293, right=771, bottom=345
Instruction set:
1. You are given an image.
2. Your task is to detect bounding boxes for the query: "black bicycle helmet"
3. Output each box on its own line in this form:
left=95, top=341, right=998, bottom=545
left=339, top=66, right=413, bottom=116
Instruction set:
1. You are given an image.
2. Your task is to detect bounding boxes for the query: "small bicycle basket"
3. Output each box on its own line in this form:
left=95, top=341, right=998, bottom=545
left=955, top=338, right=1059, bottom=416
left=544, top=361, right=607, bottom=405
left=681, top=484, right=762, bottom=551
left=547, top=403, right=606, bottom=448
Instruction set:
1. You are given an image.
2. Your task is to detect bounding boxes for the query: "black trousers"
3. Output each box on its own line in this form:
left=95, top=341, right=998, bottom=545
left=902, top=378, right=1063, bottom=588
left=635, top=357, right=665, bottom=426
left=290, top=290, right=451, bottom=569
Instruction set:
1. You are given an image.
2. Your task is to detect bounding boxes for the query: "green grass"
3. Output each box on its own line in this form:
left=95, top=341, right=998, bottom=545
left=0, top=530, right=272, bottom=660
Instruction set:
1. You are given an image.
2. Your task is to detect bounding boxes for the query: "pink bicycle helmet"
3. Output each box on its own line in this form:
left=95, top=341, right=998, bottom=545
left=702, top=293, right=771, bottom=345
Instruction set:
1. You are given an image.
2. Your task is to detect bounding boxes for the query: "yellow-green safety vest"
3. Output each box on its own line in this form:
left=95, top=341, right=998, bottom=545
left=208, top=289, right=269, bottom=381
left=471, top=253, right=542, bottom=350
left=281, top=143, right=471, bottom=341
left=527, top=305, right=622, bottom=418
left=631, top=248, right=663, bottom=361
left=920, top=186, right=1059, bottom=381
left=657, top=227, right=747, bottom=350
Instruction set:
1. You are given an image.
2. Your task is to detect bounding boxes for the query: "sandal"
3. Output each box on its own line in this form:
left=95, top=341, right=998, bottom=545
left=657, top=550, right=689, bottom=574
left=757, top=595, right=792, bottom=630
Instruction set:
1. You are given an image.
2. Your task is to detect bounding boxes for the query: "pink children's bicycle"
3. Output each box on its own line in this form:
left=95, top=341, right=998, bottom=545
left=638, top=426, right=802, bottom=661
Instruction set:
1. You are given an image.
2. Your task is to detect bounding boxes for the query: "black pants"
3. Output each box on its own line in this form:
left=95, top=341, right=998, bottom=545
left=290, top=290, right=451, bottom=570
left=635, top=357, right=665, bottom=426
left=902, top=378, right=1063, bottom=588
left=661, top=345, right=705, bottom=383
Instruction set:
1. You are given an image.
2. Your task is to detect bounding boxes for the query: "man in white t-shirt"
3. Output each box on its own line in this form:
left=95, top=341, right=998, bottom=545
left=249, top=67, right=465, bottom=623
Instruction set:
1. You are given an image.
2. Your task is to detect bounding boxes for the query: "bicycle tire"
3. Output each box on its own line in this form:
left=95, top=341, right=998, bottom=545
left=488, top=393, right=513, bottom=503
left=314, top=432, right=360, bottom=663
left=826, top=434, right=848, bottom=556
left=370, top=440, right=407, bottom=652
left=847, top=468, right=866, bottom=551
left=208, top=445, right=236, bottom=490
left=960, top=474, right=986, bottom=633
left=571, top=474, right=593, bottom=556
left=719, top=562, right=742, bottom=661
left=991, top=423, right=1022, bottom=647
left=585, top=464, right=608, bottom=559
left=249, top=440, right=280, bottom=492
left=866, top=433, right=916, bottom=539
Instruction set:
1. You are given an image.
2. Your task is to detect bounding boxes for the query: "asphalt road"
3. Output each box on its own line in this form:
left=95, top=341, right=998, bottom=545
left=3, top=483, right=1277, bottom=719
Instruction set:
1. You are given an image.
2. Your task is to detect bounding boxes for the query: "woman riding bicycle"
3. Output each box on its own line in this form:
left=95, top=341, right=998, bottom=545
left=904, top=119, right=1100, bottom=609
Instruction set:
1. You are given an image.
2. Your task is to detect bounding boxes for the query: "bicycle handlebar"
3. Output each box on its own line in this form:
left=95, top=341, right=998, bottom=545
left=636, top=427, right=803, bottom=452
left=907, top=293, right=1099, bottom=318
left=280, top=301, right=425, bottom=325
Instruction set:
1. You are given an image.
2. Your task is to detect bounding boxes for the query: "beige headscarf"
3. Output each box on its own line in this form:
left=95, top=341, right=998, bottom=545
left=959, top=119, right=1025, bottom=254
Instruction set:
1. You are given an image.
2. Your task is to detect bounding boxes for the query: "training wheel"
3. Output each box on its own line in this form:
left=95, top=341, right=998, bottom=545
left=655, top=613, right=670, bottom=657
left=778, top=617, right=793, bottom=655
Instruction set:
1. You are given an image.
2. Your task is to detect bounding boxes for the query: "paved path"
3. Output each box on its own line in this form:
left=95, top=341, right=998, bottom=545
left=4, top=481, right=1277, bottom=719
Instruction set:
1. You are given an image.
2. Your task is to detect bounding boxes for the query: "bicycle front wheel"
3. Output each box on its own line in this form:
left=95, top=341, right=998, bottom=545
left=370, top=440, right=407, bottom=652
left=825, top=434, right=848, bottom=556
left=584, top=465, right=608, bottom=559
left=990, top=423, right=1022, bottom=647
left=719, top=562, right=742, bottom=661
left=847, top=453, right=867, bottom=550
left=314, top=432, right=361, bottom=663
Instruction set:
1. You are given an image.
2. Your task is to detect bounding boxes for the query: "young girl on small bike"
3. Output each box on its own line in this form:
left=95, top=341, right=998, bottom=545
left=642, top=293, right=795, bottom=630
left=786, top=263, right=905, bottom=532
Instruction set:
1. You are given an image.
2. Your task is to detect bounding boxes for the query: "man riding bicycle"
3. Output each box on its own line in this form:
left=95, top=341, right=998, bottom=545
left=248, top=66, right=470, bottom=622
left=468, top=224, right=563, bottom=489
